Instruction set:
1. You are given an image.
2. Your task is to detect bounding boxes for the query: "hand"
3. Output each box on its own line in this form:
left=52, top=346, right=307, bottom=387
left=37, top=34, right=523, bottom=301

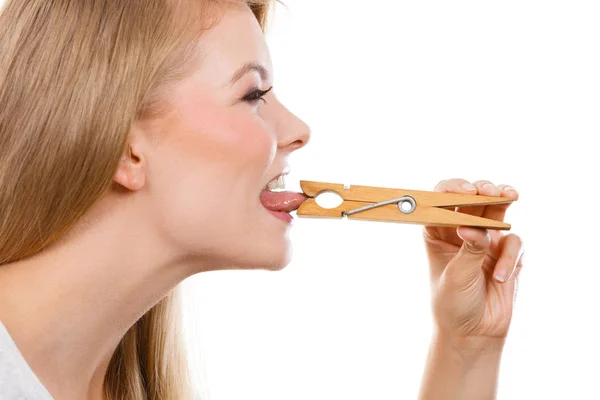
left=423, top=179, right=524, bottom=347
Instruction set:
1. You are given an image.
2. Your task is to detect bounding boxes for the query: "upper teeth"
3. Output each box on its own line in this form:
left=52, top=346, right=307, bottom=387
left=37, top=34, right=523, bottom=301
left=267, top=175, right=286, bottom=191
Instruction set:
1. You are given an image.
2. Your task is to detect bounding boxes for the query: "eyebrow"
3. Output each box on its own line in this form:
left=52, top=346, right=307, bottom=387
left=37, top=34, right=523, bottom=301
left=229, top=62, right=270, bottom=85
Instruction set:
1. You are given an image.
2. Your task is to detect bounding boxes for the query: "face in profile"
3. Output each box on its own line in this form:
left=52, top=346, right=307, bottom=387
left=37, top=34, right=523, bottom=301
left=134, top=6, right=311, bottom=272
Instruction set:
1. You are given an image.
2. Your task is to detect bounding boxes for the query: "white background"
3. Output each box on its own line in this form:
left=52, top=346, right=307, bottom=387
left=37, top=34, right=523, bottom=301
left=2, top=0, right=597, bottom=398
left=182, top=1, right=600, bottom=400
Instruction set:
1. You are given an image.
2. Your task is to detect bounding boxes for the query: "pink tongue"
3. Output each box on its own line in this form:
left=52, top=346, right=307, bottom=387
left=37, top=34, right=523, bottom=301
left=260, top=190, right=308, bottom=212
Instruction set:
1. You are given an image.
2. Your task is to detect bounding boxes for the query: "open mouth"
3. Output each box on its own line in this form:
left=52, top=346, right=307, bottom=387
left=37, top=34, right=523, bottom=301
left=260, top=173, right=307, bottom=221
left=264, top=173, right=287, bottom=191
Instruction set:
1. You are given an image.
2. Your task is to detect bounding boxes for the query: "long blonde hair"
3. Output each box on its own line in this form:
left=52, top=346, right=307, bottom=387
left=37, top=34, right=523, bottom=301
left=0, top=0, right=273, bottom=398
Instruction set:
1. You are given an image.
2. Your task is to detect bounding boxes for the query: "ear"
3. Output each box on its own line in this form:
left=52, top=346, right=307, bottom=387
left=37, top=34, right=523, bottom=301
left=113, top=143, right=147, bottom=191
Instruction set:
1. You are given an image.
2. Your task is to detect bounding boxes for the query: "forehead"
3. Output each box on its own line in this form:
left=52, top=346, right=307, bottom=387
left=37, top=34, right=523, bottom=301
left=193, top=6, right=272, bottom=84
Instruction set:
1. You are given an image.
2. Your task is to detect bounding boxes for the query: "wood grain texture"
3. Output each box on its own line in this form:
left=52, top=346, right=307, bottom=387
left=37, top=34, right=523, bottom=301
left=300, top=181, right=514, bottom=207
left=297, top=180, right=514, bottom=230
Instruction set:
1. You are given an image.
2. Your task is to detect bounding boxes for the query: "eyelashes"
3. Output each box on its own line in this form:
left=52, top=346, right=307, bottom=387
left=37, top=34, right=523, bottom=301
left=242, top=86, right=273, bottom=105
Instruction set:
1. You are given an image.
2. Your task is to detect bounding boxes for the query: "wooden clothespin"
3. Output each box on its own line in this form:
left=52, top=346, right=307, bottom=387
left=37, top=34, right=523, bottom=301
left=297, top=180, right=515, bottom=230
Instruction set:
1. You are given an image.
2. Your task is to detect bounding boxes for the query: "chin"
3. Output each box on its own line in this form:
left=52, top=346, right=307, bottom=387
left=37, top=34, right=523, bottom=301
left=264, top=250, right=292, bottom=271
left=250, top=241, right=293, bottom=271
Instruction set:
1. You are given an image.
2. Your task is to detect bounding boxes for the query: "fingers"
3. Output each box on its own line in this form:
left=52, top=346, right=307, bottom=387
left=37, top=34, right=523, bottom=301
left=480, top=181, right=519, bottom=222
left=434, top=178, right=478, bottom=195
left=427, top=178, right=518, bottom=248
left=453, top=180, right=497, bottom=218
left=492, top=234, right=524, bottom=283
left=445, top=226, right=492, bottom=280
left=512, top=254, right=524, bottom=280
left=456, top=226, right=489, bottom=244
left=427, top=179, right=479, bottom=244
left=452, top=180, right=519, bottom=222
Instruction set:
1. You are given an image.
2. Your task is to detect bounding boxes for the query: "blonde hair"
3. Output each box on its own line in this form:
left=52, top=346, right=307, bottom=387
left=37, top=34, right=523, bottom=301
left=0, top=0, right=273, bottom=398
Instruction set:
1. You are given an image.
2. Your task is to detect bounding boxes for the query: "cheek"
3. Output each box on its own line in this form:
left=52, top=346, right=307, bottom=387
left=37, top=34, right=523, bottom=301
left=179, top=94, right=274, bottom=171
left=152, top=97, right=276, bottom=249
left=167, top=94, right=275, bottom=184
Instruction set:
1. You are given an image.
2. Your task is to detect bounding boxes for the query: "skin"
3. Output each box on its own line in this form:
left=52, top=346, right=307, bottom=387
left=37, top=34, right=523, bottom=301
left=419, top=179, right=523, bottom=399
left=0, top=5, right=524, bottom=400
left=0, top=7, right=309, bottom=400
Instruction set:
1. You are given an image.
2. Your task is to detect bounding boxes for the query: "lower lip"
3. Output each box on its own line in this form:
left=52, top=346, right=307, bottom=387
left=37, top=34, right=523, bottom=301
left=266, top=209, right=293, bottom=224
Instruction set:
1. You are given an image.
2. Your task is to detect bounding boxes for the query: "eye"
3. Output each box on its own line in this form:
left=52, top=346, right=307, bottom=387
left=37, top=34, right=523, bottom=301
left=242, top=86, right=273, bottom=105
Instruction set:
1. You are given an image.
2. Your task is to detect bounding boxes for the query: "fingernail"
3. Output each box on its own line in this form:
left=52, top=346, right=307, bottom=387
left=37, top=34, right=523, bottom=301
left=495, top=271, right=508, bottom=283
left=502, top=186, right=515, bottom=192
left=483, top=183, right=495, bottom=189
left=461, top=183, right=476, bottom=191
left=464, top=240, right=479, bottom=252
left=456, top=230, right=476, bottom=248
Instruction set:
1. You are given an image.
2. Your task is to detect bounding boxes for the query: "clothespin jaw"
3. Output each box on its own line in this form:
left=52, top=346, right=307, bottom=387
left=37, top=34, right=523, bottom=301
left=297, top=180, right=515, bottom=230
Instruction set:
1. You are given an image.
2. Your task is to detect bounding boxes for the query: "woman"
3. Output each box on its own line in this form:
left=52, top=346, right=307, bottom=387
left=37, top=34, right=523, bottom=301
left=0, top=0, right=524, bottom=399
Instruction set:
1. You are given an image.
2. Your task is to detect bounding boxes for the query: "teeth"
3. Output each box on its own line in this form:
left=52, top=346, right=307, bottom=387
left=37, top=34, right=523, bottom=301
left=266, top=175, right=286, bottom=191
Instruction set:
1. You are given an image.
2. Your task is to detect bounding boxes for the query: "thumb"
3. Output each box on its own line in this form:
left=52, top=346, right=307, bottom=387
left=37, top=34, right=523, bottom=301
left=446, top=227, right=491, bottom=280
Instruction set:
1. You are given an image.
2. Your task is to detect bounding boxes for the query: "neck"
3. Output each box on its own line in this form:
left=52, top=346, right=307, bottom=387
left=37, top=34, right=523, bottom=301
left=0, top=194, right=198, bottom=399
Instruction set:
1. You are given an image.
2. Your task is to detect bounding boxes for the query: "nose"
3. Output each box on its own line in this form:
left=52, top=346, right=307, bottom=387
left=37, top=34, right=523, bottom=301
left=274, top=101, right=311, bottom=152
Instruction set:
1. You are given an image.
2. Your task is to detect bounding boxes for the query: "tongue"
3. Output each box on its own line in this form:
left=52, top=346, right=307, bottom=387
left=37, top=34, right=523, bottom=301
left=260, top=190, right=308, bottom=213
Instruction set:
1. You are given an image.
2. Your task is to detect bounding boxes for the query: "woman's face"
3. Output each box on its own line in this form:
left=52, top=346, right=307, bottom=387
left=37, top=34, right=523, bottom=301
left=141, top=6, right=310, bottom=271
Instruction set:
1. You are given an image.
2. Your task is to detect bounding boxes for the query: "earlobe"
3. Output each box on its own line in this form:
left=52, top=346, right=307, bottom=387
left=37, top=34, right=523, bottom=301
left=113, top=146, right=146, bottom=191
